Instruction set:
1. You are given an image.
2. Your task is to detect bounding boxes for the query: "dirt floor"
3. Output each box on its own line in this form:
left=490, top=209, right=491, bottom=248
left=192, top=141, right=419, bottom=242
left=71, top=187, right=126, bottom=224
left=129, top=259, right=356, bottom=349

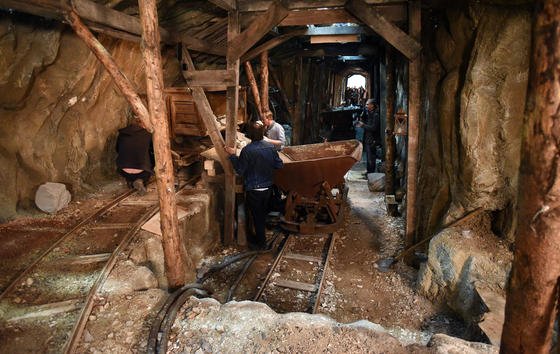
left=0, top=162, right=477, bottom=353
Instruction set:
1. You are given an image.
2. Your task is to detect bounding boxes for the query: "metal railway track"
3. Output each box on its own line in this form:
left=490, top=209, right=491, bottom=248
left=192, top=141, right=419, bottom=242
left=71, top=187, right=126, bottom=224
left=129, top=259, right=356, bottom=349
left=0, top=187, right=160, bottom=353
left=254, top=232, right=336, bottom=314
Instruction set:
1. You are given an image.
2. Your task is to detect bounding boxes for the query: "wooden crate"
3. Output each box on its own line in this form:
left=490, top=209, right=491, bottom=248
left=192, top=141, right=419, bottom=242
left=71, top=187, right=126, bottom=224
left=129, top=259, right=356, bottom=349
left=165, top=88, right=247, bottom=137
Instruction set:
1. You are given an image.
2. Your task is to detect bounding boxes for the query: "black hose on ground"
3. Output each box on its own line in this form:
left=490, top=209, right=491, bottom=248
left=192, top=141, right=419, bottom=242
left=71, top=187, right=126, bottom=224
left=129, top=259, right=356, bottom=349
left=147, top=283, right=208, bottom=354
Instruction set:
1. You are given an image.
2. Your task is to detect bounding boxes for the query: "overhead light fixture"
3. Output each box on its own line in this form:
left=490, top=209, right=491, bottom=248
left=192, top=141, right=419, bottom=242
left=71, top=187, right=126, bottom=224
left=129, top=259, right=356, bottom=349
left=310, top=34, right=360, bottom=44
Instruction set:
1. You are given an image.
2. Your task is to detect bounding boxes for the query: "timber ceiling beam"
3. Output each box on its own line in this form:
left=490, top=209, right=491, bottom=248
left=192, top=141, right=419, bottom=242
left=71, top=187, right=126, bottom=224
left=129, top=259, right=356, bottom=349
left=283, top=43, right=378, bottom=58
left=240, top=29, right=305, bottom=62
left=345, top=0, right=421, bottom=60
left=241, top=5, right=406, bottom=28
left=208, top=0, right=236, bottom=11
left=0, top=0, right=226, bottom=56
left=279, top=9, right=358, bottom=26
left=227, top=0, right=289, bottom=60
left=182, top=69, right=236, bottom=87
left=238, top=0, right=405, bottom=12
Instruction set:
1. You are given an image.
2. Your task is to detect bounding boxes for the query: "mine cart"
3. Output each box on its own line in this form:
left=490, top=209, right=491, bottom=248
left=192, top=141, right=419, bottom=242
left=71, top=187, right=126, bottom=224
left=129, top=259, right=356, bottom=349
left=275, top=139, right=363, bottom=234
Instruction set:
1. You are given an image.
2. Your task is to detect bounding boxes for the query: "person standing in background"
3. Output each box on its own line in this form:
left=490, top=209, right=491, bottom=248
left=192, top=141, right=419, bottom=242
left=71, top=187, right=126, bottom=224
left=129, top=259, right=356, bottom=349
left=357, top=98, right=381, bottom=174
left=262, top=112, right=286, bottom=151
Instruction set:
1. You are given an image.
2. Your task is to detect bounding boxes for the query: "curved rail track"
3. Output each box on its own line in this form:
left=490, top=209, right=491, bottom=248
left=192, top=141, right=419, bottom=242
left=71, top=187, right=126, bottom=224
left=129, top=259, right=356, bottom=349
left=0, top=187, right=160, bottom=353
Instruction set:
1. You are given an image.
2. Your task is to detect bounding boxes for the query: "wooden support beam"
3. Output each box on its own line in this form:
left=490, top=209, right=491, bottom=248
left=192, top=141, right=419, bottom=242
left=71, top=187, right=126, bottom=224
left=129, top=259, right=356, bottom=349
left=73, top=0, right=153, bottom=37
left=292, top=56, right=303, bottom=145
left=269, top=62, right=292, bottom=121
left=260, top=51, right=270, bottom=115
left=182, top=70, right=236, bottom=87
left=65, top=11, right=152, bottom=132
left=244, top=61, right=264, bottom=119
left=384, top=46, right=398, bottom=217
left=239, top=0, right=405, bottom=12
left=309, top=34, right=361, bottom=44
left=501, top=0, right=560, bottom=352
left=75, top=0, right=227, bottom=55
left=225, top=9, right=240, bottom=245
left=0, top=0, right=71, bottom=20
left=345, top=0, right=421, bottom=60
left=227, top=0, right=289, bottom=60
left=139, top=0, right=187, bottom=288
left=405, top=1, right=421, bottom=250
left=182, top=47, right=231, bottom=170
left=289, top=44, right=377, bottom=58
left=0, top=0, right=226, bottom=56
left=240, top=30, right=304, bottom=62
left=208, top=0, right=236, bottom=11
left=242, top=6, right=406, bottom=27
left=279, top=8, right=358, bottom=26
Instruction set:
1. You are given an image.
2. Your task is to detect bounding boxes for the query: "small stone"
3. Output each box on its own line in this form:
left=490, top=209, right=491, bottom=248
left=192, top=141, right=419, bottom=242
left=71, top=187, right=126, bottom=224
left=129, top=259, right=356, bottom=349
left=107, top=333, right=114, bottom=339
left=26, top=278, right=33, bottom=286
left=89, top=315, right=96, bottom=321
left=84, top=330, right=94, bottom=342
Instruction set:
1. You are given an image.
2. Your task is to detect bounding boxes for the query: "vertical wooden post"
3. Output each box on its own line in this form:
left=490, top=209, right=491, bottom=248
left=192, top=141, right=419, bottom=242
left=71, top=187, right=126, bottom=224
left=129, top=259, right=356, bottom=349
left=65, top=11, right=152, bottom=132
left=501, top=1, right=560, bottom=352
left=269, top=62, right=292, bottom=121
left=385, top=46, right=398, bottom=216
left=225, top=10, right=240, bottom=245
left=405, top=0, right=421, bottom=247
left=260, top=50, right=270, bottom=115
left=138, top=0, right=187, bottom=288
left=244, top=61, right=264, bottom=119
left=292, top=56, right=303, bottom=145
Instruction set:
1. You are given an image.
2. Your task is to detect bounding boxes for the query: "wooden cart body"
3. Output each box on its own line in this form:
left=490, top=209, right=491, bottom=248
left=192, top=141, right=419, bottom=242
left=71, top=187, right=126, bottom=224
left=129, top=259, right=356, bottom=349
left=274, top=139, right=362, bottom=234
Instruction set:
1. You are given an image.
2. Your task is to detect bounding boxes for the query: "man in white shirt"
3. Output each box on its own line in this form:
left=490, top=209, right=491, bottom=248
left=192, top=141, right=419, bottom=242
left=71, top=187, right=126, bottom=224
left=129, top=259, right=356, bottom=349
left=262, top=112, right=286, bottom=150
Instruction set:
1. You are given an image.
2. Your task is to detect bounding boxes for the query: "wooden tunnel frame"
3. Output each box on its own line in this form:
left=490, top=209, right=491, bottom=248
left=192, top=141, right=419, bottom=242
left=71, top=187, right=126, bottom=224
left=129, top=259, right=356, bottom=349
left=0, top=0, right=422, bottom=285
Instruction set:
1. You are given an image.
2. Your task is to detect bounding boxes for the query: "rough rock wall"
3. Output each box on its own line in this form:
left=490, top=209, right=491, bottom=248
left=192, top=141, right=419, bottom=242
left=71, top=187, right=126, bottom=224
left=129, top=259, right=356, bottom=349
left=416, top=4, right=531, bottom=243
left=0, top=14, right=180, bottom=221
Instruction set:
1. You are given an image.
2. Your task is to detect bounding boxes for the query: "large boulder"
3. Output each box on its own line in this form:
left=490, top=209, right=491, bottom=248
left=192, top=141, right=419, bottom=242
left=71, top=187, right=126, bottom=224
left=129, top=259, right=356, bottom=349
left=34, top=182, right=71, bottom=213
left=103, top=260, right=158, bottom=295
left=417, top=215, right=512, bottom=322
left=169, top=297, right=498, bottom=353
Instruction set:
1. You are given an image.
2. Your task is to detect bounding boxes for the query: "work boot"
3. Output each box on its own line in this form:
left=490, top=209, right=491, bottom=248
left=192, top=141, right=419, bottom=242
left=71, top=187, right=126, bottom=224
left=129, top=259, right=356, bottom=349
left=133, top=179, right=147, bottom=196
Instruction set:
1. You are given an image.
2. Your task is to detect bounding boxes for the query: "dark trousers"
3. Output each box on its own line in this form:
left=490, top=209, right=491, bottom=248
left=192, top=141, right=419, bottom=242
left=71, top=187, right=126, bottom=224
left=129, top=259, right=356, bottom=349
left=364, top=142, right=377, bottom=173
left=118, top=169, right=151, bottom=186
left=246, top=188, right=272, bottom=246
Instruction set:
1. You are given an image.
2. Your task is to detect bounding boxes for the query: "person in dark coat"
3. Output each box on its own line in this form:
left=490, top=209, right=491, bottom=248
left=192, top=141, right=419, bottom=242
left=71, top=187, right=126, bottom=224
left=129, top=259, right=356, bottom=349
left=225, top=120, right=284, bottom=249
left=116, top=118, right=154, bottom=195
left=357, top=98, right=381, bottom=174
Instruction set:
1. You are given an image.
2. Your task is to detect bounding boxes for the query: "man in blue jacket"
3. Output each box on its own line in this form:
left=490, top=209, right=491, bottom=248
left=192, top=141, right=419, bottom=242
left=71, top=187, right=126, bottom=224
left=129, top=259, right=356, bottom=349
left=357, top=99, right=381, bottom=174
left=226, top=120, right=283, bottom=249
